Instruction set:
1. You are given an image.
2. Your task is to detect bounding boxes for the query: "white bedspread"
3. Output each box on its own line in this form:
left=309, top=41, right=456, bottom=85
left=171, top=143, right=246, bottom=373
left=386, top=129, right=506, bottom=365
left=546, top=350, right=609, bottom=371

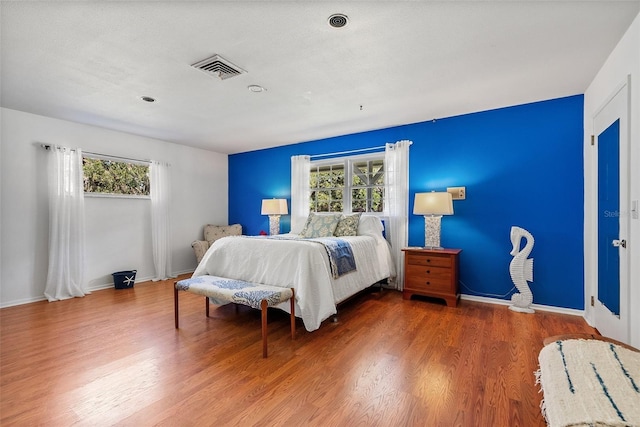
left=192, top=234, right=394, bottom=331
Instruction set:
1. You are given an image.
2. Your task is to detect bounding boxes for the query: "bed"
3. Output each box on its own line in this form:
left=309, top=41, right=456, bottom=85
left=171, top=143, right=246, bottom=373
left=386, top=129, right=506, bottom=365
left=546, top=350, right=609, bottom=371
left=192, top=214, right=395, bottom=331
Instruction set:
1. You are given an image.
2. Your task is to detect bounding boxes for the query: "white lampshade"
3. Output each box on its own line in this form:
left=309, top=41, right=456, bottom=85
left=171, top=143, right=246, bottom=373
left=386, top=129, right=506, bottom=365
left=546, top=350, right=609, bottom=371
left=413, top=192, right=453, bottom=216
left=261, top=199, right=288, bottom=215
left=413, top=191, right=454, bottom=248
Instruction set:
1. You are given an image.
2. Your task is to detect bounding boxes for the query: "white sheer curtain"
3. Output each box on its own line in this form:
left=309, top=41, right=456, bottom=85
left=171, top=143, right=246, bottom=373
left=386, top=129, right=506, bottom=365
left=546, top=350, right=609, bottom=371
left=385, top=140, right=411, bottom=290
left=150, top=161, right=174, bottom=281
left=290, top=155, right=311, bottom=233
left=44, top=146, right=87, bottom=301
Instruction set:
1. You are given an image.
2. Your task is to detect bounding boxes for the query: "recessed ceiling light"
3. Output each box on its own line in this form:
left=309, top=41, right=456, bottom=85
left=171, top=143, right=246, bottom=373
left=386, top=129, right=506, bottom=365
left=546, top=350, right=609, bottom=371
left=328, top=13, right=348, bottom=28
left=141, top=96, right=156, bottom=102
left=247, top=85, right=266, bottom=93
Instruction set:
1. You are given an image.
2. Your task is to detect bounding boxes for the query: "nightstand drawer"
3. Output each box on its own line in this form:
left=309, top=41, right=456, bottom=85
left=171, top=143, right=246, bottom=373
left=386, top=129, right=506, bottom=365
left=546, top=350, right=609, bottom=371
left=406, top=253, right=452, bottom=268
left=406, top=265, right=452, bottom=281
left=405, top=275, right=451, bottom=293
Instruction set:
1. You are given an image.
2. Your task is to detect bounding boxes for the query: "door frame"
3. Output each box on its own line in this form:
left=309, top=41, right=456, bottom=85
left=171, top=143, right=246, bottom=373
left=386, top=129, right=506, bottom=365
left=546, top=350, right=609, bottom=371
left=585, top=75, right=631, bottom=343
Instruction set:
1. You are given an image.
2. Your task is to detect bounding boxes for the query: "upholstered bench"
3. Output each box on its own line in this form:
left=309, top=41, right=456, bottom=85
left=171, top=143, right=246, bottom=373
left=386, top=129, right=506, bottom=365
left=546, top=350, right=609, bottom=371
left=174, top=275, right=295, bottom=357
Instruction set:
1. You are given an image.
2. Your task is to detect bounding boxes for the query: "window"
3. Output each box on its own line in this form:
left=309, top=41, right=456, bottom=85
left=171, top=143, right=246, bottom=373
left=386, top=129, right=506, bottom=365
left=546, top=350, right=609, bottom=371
left=83, top=155, right=150, bottom=197
left=310, top=163, right=344, bottom=212
left=309, top=153, right=385, bottom=213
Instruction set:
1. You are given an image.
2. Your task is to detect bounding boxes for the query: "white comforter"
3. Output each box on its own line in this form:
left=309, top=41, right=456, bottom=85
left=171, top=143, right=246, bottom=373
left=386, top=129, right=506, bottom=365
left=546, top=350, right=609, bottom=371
left=192, top=234, right=394, bottom=331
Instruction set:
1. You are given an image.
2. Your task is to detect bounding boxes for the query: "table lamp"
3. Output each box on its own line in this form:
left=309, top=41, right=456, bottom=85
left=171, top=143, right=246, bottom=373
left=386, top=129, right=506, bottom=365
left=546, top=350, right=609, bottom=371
left=413, top=191, right=454, bottom=248
left=261, top=199, right=288, bottom=235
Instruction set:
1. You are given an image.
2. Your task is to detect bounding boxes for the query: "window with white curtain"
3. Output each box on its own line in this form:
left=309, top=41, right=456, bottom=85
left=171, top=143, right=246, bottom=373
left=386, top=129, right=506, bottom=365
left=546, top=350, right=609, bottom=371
left=309, top=153, right=385, bottom=214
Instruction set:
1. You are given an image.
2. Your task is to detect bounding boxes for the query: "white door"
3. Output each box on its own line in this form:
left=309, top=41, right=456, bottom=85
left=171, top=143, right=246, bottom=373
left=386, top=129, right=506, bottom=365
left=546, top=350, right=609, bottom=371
left=593, top=78, right=630, bottom=343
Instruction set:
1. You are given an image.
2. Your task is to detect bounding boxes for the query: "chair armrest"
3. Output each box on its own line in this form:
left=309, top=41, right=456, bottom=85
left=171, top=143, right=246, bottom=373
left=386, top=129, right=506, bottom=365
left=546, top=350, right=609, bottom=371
left=191, top=240, right=210, bottom=264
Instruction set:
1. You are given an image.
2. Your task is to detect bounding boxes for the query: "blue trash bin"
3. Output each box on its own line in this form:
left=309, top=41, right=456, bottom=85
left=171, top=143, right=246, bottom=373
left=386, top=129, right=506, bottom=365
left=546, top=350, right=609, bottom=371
left=113, top=270, right=137, bottom=289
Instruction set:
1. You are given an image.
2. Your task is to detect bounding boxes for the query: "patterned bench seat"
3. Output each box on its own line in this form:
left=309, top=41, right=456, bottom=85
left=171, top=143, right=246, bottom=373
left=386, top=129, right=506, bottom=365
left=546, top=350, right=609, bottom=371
left=174, top=275, right=295, bottom=358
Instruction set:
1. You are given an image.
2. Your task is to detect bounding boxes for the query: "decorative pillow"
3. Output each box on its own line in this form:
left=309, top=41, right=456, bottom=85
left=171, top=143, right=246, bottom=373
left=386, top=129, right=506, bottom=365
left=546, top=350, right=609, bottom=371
left=334, top=213, right=362, bottom=237
left=301, top=213, right=341, bottom=238
left=299, top=214, right=314, bottom=236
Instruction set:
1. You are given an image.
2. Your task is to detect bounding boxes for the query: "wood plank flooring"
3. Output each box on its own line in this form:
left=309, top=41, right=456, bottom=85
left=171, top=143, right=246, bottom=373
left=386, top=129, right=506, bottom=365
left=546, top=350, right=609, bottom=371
left=0, top=275, right=597, bottom=426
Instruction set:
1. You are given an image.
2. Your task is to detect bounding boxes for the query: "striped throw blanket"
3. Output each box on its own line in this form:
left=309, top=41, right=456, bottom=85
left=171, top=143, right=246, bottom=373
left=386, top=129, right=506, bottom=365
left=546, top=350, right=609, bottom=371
left=536, top=339, right=640, bottom=427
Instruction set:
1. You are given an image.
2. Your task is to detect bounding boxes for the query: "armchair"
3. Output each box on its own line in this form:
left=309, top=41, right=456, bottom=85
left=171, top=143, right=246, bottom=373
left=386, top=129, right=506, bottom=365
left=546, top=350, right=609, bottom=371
left=192, top=224, right=242, bottom=264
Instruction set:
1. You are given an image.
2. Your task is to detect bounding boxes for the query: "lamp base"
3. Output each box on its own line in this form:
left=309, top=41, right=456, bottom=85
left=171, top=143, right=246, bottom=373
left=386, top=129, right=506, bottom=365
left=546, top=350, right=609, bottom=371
left=269, top=215, right=281, bottom=235
left=424, top=215, right=443, bottom=248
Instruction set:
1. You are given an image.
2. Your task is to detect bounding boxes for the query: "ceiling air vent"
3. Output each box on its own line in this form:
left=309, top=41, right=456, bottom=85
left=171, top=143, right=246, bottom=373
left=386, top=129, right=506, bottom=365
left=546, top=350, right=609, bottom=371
left=328, top=14, right=349, bottom=28
left=191, top=54, right=247, bottom=80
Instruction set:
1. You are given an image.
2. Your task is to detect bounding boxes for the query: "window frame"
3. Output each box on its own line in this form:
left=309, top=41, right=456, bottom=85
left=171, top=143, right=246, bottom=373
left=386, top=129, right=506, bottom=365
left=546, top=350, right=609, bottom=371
left=309, top=152, right=386, bottom=215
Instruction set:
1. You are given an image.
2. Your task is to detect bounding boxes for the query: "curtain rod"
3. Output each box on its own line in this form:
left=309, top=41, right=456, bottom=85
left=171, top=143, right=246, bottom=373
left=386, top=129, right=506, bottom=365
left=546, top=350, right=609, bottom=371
left=40, top=144, right=151, bottom=164
left=309, top=145, right=386, bottom=160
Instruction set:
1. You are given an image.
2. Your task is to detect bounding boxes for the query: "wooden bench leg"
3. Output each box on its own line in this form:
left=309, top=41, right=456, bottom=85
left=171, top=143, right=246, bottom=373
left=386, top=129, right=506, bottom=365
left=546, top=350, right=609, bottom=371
left=261, top=299, right=268, bottom=358
left=174, top=284, right=179, bottom=329
left=290, top=288, right=295, bottom=340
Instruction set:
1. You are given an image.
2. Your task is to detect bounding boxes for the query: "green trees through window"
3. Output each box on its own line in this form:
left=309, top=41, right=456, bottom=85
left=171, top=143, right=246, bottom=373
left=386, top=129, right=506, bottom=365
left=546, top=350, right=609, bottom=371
left=310, top=163, right=344, bottom=212
left=309, top=155, right=385, bottom=213
left=83, top=157, right=150, bottom=196
left=352, top=159, right=384, bottom=213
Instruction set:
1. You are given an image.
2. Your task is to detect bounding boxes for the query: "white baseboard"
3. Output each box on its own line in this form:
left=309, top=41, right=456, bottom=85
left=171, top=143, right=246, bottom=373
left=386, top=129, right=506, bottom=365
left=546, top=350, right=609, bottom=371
left=1, top=270, right=196, bottom=309
left=1, top=274, right=583, bottom=317
left=0, top=295, right=47, bottom=308
left=460, top=294, right=585, bottom=317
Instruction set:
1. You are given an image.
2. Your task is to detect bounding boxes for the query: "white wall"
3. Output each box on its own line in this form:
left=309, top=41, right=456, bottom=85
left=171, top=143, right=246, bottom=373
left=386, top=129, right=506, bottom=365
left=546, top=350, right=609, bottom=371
left=0, top=108, right=229, bottom=306
left=584, top=12, right=640, bottom=348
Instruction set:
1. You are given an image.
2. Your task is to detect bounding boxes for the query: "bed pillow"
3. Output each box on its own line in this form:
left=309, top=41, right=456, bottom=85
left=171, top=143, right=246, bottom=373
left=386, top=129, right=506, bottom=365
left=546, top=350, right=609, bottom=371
left=301, top=213, right=341, bottom=238
left=334, top=213, right=362, bottom=237
left=357, top=215, right=384, bottom=238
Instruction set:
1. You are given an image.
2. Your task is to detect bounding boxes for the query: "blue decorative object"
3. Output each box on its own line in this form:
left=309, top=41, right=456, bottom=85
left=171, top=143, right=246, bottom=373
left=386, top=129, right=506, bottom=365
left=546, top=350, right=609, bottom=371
left=113, top=270, right=137, bottom=289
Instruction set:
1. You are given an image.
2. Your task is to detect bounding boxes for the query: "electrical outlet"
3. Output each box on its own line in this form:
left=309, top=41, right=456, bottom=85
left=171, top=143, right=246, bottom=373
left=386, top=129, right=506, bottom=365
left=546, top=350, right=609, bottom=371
left=447, top=186, right=466, bottom=200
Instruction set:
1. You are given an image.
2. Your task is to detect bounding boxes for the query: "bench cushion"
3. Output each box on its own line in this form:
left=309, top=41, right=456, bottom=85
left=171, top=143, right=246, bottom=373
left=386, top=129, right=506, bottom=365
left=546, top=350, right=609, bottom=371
left=176, top=276, right=293, bottom=310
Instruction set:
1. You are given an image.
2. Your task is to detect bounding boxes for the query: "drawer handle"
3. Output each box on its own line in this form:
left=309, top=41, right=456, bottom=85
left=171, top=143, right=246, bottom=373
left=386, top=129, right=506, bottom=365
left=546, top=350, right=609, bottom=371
left=426, top=270, right=430, bottom=274
left=426, top=281, right=431, bottom=285
left=426, top=259, right=431, bottom=263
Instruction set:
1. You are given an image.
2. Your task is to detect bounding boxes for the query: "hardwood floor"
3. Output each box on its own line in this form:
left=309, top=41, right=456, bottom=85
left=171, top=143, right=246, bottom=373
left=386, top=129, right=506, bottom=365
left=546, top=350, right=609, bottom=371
left=1, top=275, right=597, bottom=426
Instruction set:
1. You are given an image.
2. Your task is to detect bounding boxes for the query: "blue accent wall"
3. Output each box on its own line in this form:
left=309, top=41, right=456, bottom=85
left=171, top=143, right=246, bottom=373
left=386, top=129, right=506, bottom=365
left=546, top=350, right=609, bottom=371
left=229, top=95, right=584, bottom=309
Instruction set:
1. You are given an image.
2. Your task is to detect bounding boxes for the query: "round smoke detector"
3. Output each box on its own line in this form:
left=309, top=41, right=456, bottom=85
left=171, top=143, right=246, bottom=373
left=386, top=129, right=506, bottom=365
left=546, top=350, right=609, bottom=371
left=247, top=85, right=266, bottom=93
left=328, top=13, right=348, bottom=28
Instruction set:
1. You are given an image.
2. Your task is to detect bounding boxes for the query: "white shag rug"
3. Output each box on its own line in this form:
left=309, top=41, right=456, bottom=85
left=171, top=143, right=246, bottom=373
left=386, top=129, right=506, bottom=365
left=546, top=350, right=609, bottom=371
left=536, top=339, right=640, bottom=427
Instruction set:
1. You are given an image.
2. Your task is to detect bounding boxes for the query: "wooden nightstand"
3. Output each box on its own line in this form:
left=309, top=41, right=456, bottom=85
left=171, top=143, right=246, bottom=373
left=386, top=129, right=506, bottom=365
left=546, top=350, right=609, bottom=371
left=402, top=248, right=462, bottom=307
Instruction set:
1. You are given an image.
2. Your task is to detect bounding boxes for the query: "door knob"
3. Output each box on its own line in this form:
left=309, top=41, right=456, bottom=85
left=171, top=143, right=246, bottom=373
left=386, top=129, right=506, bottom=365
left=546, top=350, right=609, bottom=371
left=612, top=239, right=627, bottom=248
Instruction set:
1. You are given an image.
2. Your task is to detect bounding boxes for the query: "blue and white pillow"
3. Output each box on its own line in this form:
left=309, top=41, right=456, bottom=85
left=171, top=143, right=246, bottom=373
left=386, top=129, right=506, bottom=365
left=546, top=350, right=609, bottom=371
left=301, top=213, right=342, bottom=238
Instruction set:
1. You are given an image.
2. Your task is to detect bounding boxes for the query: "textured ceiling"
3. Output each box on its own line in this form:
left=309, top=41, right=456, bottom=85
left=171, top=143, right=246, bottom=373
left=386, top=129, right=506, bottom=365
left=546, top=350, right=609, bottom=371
left=1, top=1, right=639, bottom=154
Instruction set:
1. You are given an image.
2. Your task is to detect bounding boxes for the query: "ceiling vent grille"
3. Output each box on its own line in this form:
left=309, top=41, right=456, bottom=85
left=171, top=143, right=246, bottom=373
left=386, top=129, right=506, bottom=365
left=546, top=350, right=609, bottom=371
left=328, top=14, right=349, bottom=28
left=191, top=54, right=247, bottom=80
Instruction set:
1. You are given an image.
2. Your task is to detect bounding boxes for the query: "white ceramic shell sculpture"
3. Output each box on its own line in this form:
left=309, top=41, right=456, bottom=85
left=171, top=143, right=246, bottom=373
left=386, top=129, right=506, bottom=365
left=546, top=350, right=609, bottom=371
left=508, top=226, right=535, bottom=313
